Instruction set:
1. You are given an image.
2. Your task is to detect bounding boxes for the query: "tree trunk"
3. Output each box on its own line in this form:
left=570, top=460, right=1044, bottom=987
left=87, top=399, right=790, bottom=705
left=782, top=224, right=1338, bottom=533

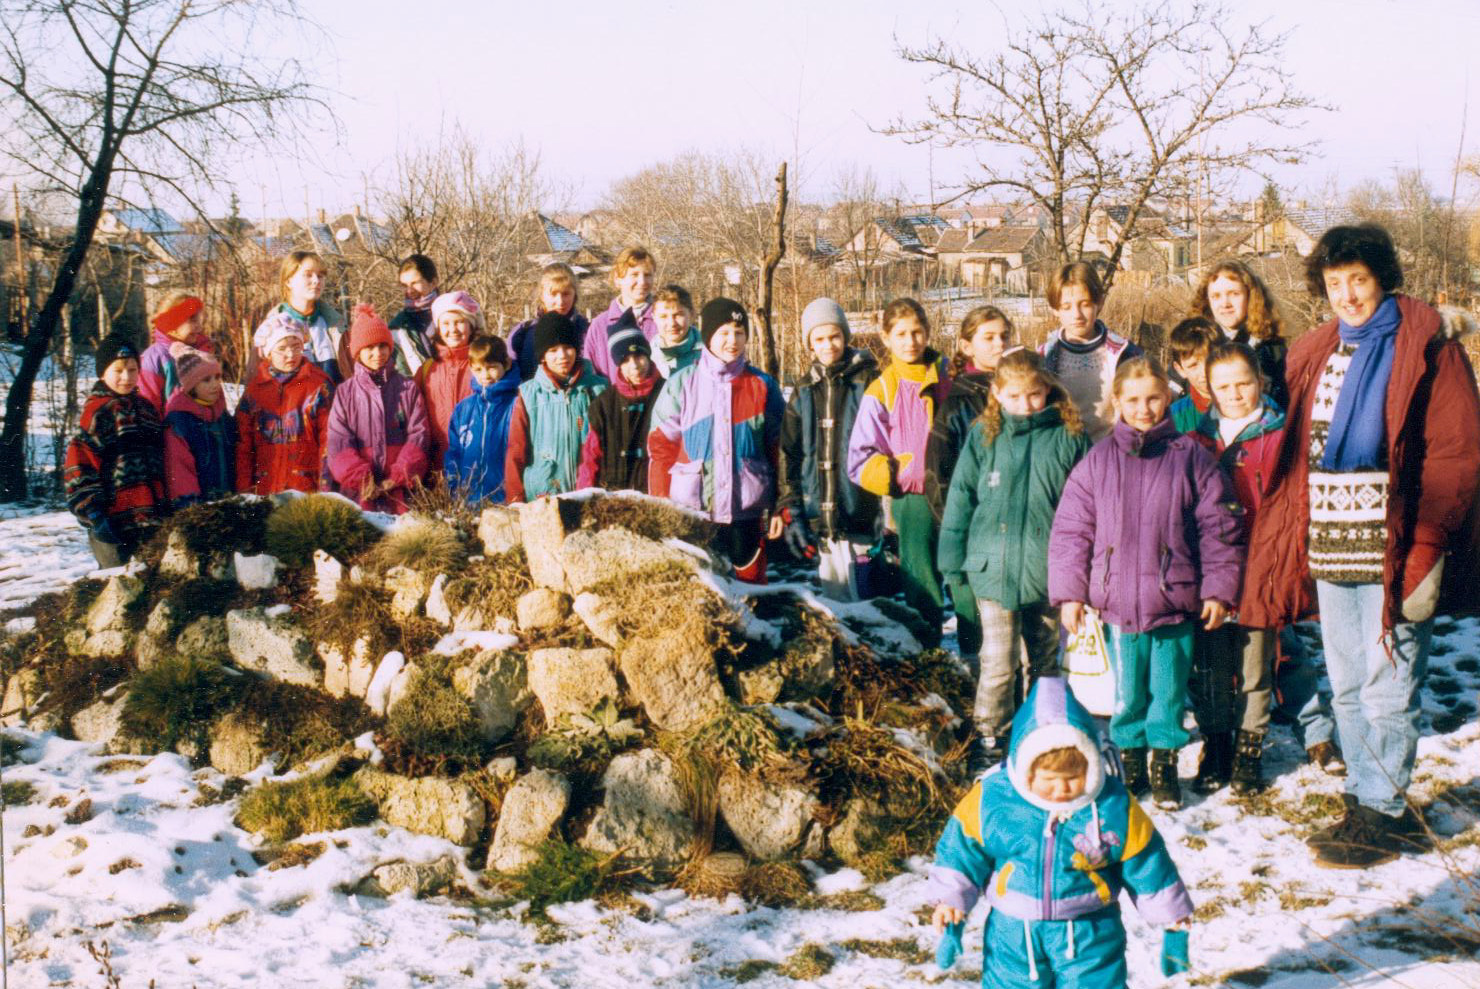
left=755, top=162, right=788, bottom=378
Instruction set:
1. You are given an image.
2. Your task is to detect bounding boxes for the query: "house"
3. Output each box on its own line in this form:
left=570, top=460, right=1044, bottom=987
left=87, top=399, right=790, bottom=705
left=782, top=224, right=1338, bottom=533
left=1231, top=206, right=1357, bottom=257
left=937, top=225, right=1049, bottom=294
left=522, top=212, right=610, bottom=274
left=1072, top=205, right=1193, bottom=276
left=838, top=214, right=949, bottom=263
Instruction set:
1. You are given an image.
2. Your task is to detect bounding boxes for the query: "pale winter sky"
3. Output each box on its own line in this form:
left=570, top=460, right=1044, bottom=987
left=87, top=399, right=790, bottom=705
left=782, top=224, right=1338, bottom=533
left=173, top=0, right=1480, bottom=217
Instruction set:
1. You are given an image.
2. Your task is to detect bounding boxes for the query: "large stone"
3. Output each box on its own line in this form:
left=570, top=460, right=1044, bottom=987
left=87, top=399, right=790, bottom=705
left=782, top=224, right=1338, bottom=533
left=516, top=588, right=570, bottom=632
left=321, top=636, right=377, bottom=700
left=527, top=648, right=618, bottom=721
left=558, top=528, right=694, bottom=595
left=362, top=856, right=458, bottom=898
left=827, top=798, right=890, bottom=865
left=72, top=574, right=146, bottom=657
left=159, top=529, right=231, bottom=580
left=736, top=635, right=835, bottom=706
left=717, top=770, right=824, bottom=861
left=234, top=552, right=278, bottom=590
left=226, top=608, right=318, bottom=687
left=425, top=574, right=453, bottom=626
left=478, top=505, right=522, bottom=556
left=571, top=592, right=623, bottom=648
left=487, top=769, right=570, bottom=873
left=177, top=615, right=229, bottom=662
left=313, top=550, right=345, bottom=604
left=0, top=668, right=42, bottom=727
left=451, top=650, right=531, bottom=743
left=71, top=694, right=148, bottom=755
left=580, top=749, right=695, bottom=879
left=384, top=565, right=431, bottom=622
left=353, top=767, right=485, bottom=846
left=618, top=630, right=727, bottom=732
left=208, top=712, right=269, bottom=776
left=518, top=497, right=569, bottom=591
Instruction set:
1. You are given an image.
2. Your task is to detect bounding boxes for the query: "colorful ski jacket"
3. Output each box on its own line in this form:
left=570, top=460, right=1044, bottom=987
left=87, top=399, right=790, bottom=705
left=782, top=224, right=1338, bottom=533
left=163, top=389, right=236, bottom=508
left=582, top=299, right=656, bottom=382
left=234, top=360, right=333, bottom=495
left=648, top=349, right=784, bottom=523
left=846, top=350, right=951, bottom=499
left=445, top=372, right=521, bottom=504
left=777, top=347, right=880, bottom=539
left=504, top=360, right=608, bottom=503
left=578, top=370, right=664, bottom=492
left=64, top=382, right=167, bottom=543
left=652, top=327, right=702, bottom=379
left=325, top=363, right=431, bottom=514
left=1048, top=418, right=1245, bottom=633
left=509, top=311, right=592, bottom=383
left=138, top=327, right=215, bottom=416
left=253, top=302, right=349, bottom=386
left=1168, top=388, right=1212, bottom=434
left=415, top=341, right=473, bottom=472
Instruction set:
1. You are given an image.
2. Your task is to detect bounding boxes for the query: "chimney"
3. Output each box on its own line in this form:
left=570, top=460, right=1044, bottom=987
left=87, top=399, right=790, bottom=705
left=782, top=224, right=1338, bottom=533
left=353, top=204, right=362, bottom=219
left=317, top=208, right=326, bottom=224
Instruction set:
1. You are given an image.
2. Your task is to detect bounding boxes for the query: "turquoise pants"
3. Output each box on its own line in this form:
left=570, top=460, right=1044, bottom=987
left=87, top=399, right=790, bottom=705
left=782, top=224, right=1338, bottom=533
left=1107, top=621, right=1194, bottom=750
left=981, top=907, right=1128, bottom=989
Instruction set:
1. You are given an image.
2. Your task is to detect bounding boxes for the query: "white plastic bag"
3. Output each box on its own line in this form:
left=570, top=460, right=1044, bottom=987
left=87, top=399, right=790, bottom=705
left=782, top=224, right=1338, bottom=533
left=1060, top=608, right=1115, bottom=717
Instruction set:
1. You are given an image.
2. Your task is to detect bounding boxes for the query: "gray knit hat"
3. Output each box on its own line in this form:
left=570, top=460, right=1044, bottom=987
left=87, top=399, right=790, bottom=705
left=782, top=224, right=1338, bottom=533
left=801, top=297, right=849, bottom=343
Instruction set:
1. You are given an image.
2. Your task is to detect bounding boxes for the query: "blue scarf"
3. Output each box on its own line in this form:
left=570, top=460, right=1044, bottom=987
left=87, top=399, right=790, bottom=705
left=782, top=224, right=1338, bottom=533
left=1321, top=295, right=1400, bottom=471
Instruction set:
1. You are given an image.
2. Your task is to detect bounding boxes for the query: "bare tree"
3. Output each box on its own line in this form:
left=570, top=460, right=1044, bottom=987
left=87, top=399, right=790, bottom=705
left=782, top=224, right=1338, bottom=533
left=1350, top=169, right=1470, bottom=305
left=828, top=165, right=887, bottom=310
left=755, top=161, right=787, bottom=377
left=0, top=0, right=327, bottom=501
left=889, top=0, right=1319, bottom=290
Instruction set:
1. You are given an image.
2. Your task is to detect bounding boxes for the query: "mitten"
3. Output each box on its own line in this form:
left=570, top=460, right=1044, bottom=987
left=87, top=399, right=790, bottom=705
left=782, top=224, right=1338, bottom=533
left=784, top=516, right=817, bottom=560
left=1401, top=528, right=1446, bottom=623
left=1160, top=928, right=1190, bottom=976
left=935, top=920, right=964, bottom=970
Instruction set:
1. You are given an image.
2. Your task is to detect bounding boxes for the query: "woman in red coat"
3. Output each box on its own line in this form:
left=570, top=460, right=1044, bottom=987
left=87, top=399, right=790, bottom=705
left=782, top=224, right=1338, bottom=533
left=236, top=312, right=334, bottom=495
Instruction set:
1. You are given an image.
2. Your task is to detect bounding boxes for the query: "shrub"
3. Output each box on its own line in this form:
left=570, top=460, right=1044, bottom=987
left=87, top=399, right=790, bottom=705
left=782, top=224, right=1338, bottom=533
left=368, top=515, right=470, bottom=576
left=121, top=655, right=244, bottom=752
left=264, top=494, right=380, bottom=569
left=236, top=775, right=376, bottom=843
left=380, top=667, right=486, bottom=774
left=441, top=547, right=531, bottom=623
left=503, top=840, right=622, bottom=918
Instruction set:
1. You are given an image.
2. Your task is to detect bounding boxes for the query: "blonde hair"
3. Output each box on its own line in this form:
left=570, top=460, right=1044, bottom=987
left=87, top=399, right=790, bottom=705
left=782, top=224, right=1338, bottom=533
left=954, top=305, right=1013, bottom=375
left=1030, top=746, right=1089, bottom=777
left=1111, top=355, right=1172, bottom=397
left=611, top=246, right=655, bottom=285
left=1192, top=259, right=1284, bottom=342
left=978, top=349, right=1084, bottom=445
left=1047, top=261, right=1106, bottom=309
left=279, top=250, right=326, bottom=304
left=536, top=262, right=578, bottom=313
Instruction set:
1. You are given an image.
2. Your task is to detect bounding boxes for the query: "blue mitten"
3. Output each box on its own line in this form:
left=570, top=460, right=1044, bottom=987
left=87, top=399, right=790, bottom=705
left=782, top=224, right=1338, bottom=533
left=1161, top=928, right=1190, bottom=976
left=936, top=920, right=964, bottom=970
left=91, top=517, right=120, bottom=545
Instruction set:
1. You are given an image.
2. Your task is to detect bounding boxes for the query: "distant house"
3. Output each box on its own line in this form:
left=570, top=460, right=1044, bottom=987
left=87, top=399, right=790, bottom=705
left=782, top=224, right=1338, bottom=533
left=523, top=212, right=609, bottom=274
left=1231, top=207, right=1357, bottom=257
left=97, top=207, right=229, bottom=267
left=839, top=214, right=949, bottom=262
left=937, top=225, right=1049, bottom=294
left=1072, top=205, right=1193, bottom=276
left=325, top=209, right=394, bottom=256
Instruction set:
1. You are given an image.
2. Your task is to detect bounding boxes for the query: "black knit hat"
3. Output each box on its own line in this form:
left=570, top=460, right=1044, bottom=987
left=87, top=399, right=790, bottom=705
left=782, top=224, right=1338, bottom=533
left=96, top=331, right=142, bottom=374
left=531, top=311, right=582, bottom=364
left=607, top=309, right=651, bottom=365
left=699, top=297, right=749, bottom=348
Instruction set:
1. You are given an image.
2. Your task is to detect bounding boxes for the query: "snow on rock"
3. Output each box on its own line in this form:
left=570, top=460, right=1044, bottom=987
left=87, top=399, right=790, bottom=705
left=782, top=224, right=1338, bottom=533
left=233, top=552, right=278, bottom=590
left=431, top=630, right=520, bottom=656
left=363, top=650, right=405, bottom=716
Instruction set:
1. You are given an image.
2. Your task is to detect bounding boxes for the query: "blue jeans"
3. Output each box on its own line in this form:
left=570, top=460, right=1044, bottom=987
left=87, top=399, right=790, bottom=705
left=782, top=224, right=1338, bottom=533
left=1274, top=625, right=1336, bottom=748
left=1316, top=581, right=1432, bottom=817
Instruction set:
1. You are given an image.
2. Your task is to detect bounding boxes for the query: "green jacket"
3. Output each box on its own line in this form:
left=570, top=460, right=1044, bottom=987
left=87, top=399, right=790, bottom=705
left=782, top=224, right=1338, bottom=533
left=937, top=406, right=1090, bottom=609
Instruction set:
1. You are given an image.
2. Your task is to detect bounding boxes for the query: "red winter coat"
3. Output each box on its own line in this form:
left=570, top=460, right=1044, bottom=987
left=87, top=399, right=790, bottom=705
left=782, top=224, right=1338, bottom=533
left=1242, top=296, right=1480, bottom=630
left=235, top=360, right=334, bottom=495
left=414, top=342, right=472, bottom=474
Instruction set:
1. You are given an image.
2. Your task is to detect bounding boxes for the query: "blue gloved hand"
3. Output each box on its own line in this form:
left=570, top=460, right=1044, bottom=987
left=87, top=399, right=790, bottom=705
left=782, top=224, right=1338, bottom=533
left=936, top=920, right=964, bottom=970
left=1161, top=927, right=1190, bottom=976
left=784, top=517, right=817, bottom=560
left=91, top=517, right=120, bottom=545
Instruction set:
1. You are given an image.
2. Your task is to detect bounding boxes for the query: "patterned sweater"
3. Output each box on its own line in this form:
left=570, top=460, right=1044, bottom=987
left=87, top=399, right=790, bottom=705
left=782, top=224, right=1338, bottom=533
left=1307, top=342, right=1388, bottom=583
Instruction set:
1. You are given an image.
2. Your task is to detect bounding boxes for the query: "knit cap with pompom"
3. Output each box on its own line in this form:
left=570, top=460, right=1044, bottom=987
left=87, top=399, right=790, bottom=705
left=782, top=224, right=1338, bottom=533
left=348, top=303, right=393, bottom=357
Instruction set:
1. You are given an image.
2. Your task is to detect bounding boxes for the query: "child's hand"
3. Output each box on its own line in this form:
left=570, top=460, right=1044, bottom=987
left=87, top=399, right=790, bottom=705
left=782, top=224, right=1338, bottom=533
left=931, top=903, right=964, bottom=934
left=1201, top=599, right=1229, bottom=631
left=1061, top=601, right=1085, bottom=635
left=767, top=513, right=785, bottom=541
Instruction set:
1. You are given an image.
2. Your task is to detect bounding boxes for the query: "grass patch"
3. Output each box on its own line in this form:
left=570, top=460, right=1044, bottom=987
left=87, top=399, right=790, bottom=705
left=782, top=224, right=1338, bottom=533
left=573, top=491, right=718, bottom=545
left=839, top=937, right=932, bottom=964
left=586, top=562, right=737, bottom=649
left=307, top=578, right=439, bottom=664
left=380, top=667, right=487, bottom=775
left=2, top=780, right=36, bottom=805
left=160, top=579, right=242, bottom=634
left=121, top=655, right=245, bottom=752
left=778, top=942, right=835, bottom=980
left=441, top=547, right=532, bottom=624
left=500, top=840, right=624, bottom=920
left=799, top=889, right=886, bottom=912
left=264, top=494, right=381, bottom=569
left=236, top=775, right=376, bottom=843
left=367, top=515, right=471, bottom=576
left=718, top=960, right=777, bottom=983
left=740, top=861, right=813, bottom=907
left=144, top=497, right=271, bottom=565
left=233, top=677, right=375, bottom=770
left=42, top=654, right=135, bottom=725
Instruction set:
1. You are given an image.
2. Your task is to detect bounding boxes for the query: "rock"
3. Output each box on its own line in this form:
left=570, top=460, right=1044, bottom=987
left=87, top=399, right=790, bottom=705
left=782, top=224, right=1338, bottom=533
left=313, top=550, right=345, bottom=604
left=618, top=630, right=726, bottom=732
left=160, top=529, right=232, bottom=580
left=208, top=712, right=269, bottom=776
left=485, top=756, right=519, bottom=782
left=225, top=608, right=317, bottom=686
left=177, top=615, right=229, bottom=662
left=322, top=636, right=376, bottom=700
left=518, top=498, right=569, bottom=590
left=516, top=588, right=570, bottom=632
left=487, top=769, right=570, bottom=872
left=527, top=647, right=618, bottom=721
left=558, top=527, right=694, bottom=595
left=353, top=767, right=485, bottom=846
left=362, top=856, right=457, bottom=898
left=74, top=574, right=146, bottom=657
left=571, top=592, right=623, bottom=648
left=717, top=770, right=824, bottom=861
left=71, top=694, right=148, bottom=755
left=425, top=573, right=453, bottom=626
left=451, top=650, right=531, bottom=743
left=144, top=599, right=176, bottom=638
left=478, top=505, right=522, bottom=556
left=580, top=749, right=695, bottom=879
left=737, top=636, right=834, bottom=706
left=0, top=668, right=42, bottom=727
left=384, top=565, right=430, bottom=621
left=233, top=552, right=278, bottom=590
left=827, top=798, right=890, bottom=865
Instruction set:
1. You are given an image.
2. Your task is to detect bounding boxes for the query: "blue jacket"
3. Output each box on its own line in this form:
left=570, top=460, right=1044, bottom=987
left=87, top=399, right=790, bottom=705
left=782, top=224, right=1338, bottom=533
left=445, top=372, right=521, bottom=503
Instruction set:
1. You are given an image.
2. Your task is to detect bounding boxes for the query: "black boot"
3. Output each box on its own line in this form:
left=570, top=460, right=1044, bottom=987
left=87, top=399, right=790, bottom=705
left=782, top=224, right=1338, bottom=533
left=1192, top=732, right=1234, bottom=794
left=1230, top=730, right=1267, bottom=795
left=1149, top=749, right=1181, bottom=810
left=1121, top=747, right=1150, bottom=798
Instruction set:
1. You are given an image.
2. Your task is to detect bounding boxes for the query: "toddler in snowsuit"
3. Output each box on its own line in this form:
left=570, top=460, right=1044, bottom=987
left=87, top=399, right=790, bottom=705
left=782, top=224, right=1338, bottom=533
left=236, top=312, right=333, bottom=495
left=444, top=334, right=519, bottom=504
left=163, top=345, right=236, bottom=508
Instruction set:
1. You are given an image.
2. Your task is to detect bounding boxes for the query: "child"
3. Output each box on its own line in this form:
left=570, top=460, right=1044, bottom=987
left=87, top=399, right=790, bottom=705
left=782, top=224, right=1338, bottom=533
left=138, top=293, right=210, bottom=415
left=1048, top=356, right=1244, bottom=809
left=774, top=297, right=880, bottom=599
left=578, top=322, right=664, bottom=492
left=1167, top=317, right=1220, bottom=432
left=163, top=346, right=236, bottom=508
left=927, top=677, right=1192, bottom=989
left=388, top=253, right=439, bottom=377
left=938, top=350, right=1090, bottom=770
left=326, top=305, right=431, bottom=514
left=929, top=306, right=1015, bottom=656
left=415, top=290, right=481, bottom=472
left=445, top=334, right=520, bottom=503
left=650, top=284, right=701, bottom=378
left=583, top=247, right=656, bottom=382
left=1039, top=262, right=1141, bottom=441
left=65, top=332, right=167, bottom=568
left=254, top=251, right=349, bottom=385
left=505, top=312, right=609, bottom=503
left=235, top=313, right=333, bottom=495
left=649, top=298, right=784, bottom=583
left=847, top=298, right=951, bottom=645
left=508, top=263, right=590, bottom=382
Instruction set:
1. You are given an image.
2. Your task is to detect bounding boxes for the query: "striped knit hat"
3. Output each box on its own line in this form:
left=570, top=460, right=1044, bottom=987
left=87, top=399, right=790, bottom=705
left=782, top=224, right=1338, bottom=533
left=170, top=342, right=221, bottom=395
left=607, top=309, right=650, bottom=365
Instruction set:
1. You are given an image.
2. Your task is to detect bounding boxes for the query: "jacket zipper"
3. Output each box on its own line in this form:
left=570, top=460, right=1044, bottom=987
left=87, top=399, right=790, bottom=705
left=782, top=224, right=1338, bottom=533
left=1042, top=816, right=1057, bottom=921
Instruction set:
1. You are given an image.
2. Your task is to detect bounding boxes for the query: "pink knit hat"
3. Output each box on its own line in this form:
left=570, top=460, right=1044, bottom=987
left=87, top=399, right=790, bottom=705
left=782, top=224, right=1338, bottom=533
left=253, top=310, right=307, bottom=354
left=347, top=304, right=392, bottom=357
left=170, top=342, right=221, bottom=395
left=431, top=290, right=483, bottom=331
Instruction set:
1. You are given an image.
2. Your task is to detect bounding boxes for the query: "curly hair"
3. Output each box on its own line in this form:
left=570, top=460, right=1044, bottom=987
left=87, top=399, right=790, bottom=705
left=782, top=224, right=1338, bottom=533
left=977, top=348, right=1084, bottom=446
left=1192, top=259, right=1285, bottom=341
left=1304, top=223, right=1403, bottom=299
left=952, top=305, right=1014, bottom=375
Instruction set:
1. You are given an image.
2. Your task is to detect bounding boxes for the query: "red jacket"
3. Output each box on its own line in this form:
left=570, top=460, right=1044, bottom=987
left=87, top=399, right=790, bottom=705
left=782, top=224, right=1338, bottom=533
left=1242, top=296, right=1480, bottom=630
left=415, top=343, right=472, bottom=473
left=235, top=360, right=334, bottom=495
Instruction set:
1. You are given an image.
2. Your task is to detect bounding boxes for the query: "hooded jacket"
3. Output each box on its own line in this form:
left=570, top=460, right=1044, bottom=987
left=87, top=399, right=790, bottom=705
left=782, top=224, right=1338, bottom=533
left=777, top=347, right=880, bottom=539
left=582, top=299, right=656, bottom=382
left=163, top=389, right=236, bottom=508
left=648, top=348, right=784, bottom=523
left=926, top=368, right=993, bottom=514
left=414, top=341, right=473, bottom=470
left=445, top=371, right=521, bottom=503
left=578, top=368, right=664, bottom=492
left=509, top=311, right=592, bottom=383
left=138, top=326, right=215, bottom=416
left=1048, top=418, right=1245, bottom=633
left=64, top=382, right=166, bottom=543
left=847, top=350, right=952, bottom=498
left=235, top=359, right=333, bottom=495
left=325, top=363, right=431, bottom=514
left=652, top=327, right=702, bottom=379
left=504, top=360, right=608, bottom=503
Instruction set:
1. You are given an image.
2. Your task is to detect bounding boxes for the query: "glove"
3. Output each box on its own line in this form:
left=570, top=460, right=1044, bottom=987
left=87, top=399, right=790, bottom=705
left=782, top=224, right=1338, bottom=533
left=784, top=517, right=817, bottom=560
left=1161, top=928, right=1190, bottom=976
left=936, top=920, right=964, bottom=970
left=90, top=517, right=120, bottom=545
left=1401, top=530, right=1445, bottom=623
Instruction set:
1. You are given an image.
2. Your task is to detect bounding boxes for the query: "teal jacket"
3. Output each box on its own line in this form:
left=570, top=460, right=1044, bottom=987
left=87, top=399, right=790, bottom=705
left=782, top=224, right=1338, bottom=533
left=937, top=406, right=1090, bottom=609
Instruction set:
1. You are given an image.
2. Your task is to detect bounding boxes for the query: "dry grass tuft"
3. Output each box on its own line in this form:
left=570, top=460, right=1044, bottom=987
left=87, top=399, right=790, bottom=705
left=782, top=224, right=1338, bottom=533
left=380, top=666, right=487, bottom=776
left=574, top=492, right=718, bottom=545
left=306, top=578, right=439, bottom=664
left=812, top=717, right=945, bottom=833
left=236, top=775, right=376, bottom=843
left=367, top=515, right=471, bottom=577
left=778, top=942, right=835, bottom=980
left=141, top=496, right=272, bottom=565
left=234, top=677, right=375, bottom=770
left=739, top=861, right=813, bottom=907
left=264, top=494, right=381, bottom=569
left=441, top=547, right=531, bottom=625
left=677, top=851, right=747, bottom=901
left=587, top=562, right=738, bottom=652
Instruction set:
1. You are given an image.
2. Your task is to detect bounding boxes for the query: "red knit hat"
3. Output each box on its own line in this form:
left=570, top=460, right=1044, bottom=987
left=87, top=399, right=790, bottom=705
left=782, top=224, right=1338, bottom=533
left=348, top=304, right=392, bottom=358
left=153, top=296, right=203, bottom=335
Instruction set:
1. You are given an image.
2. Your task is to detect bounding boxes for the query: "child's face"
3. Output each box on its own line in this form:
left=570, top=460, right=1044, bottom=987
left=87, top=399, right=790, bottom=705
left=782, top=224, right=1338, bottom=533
left=102, top=358, right=140, bottom=395
left=708, top=323, right=748, bottom=363
left=267, top=335, right=305, bottom=373
left=437, top=312, right=473, bottom=348
left=359, top=343, right=392, bottom=372
left=1028, top=766, right=1087, bottom=803
left=1206, top=274, right=1248, bottom=333
left=808, top=324, right=846, bottom=366
left=1056, top=284, right=1100, bottom=342
left=470, top=360, right=506, bottom=388
left=1113, top=375, right=1169, bottom=433
left=288, top=259, right=327, bottom=303
left=653, top=300, right=691, bottom=346
left=192, top=372, right=223, bottom=406
left=1209, top=359, right=1261, bottom=420
left=541, top=280, right=575, bottom=316
left=884, top=315, right=927, bottom=364
left=1173, top=353, right=1209, bottom=398
left=167, top=313, right=202, bottom=343
left=967, top=319, right=1011, bottom=370
left=619, top=352, right=652, bottom=385
left=617, top=263, right=654, bottom=306
left=544, top=344, right=577, bottom=378
left=994, top=377, right=1049, bottom=417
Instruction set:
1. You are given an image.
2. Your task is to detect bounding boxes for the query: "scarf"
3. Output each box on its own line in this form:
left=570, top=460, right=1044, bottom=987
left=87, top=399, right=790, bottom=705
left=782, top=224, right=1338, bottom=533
left=1321, top=295, right=1400, bottom=471
left=406, top=290, right=437, bottom=313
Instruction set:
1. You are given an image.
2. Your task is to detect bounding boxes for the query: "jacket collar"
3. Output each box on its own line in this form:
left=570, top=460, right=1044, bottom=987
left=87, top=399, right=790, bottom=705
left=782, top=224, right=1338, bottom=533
left=700, top=347, right=748, bottom=381
left=1111, top=416, right=1179, bottom=456
left=1195, top=394, right=1285, bottom=445
left=473, top=373, right=520, bottom=401
left=808, top=347, right=877, bottom=384
left=613, top=368, right=660, bottom=398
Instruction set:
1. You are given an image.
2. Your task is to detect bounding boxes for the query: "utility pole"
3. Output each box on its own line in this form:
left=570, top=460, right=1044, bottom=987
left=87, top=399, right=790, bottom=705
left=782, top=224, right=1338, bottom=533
left=11, top=185, right=27, bottom=335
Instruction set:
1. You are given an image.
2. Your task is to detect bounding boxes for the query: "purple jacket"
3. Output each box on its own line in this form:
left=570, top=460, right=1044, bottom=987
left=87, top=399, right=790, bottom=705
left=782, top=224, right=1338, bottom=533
left=1048, top=418, right=1245, bottom=633
left=582, top=299, right=657, bottom=382
left=326, top=364, right=431, bottom=514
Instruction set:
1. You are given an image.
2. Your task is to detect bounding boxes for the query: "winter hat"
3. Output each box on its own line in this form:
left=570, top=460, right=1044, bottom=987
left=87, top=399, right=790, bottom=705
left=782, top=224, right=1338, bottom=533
left=170, top=342, right=221, bottom=395
left=700, top=297, right=749, bottom=348
left=153, top=296, right=202, bottom=336
left=430, top=290, right=484, bottom=332
left=96, top=331, right=142, bottom=372
left=607, top=310, right=651, bottom=365
left=532, top=311, right=581, bottom=363
left=801, top=297, right=849, bottom=343
left=253, top=310, right=307, bottom=354
left=347, top=303, right=393, bottom=358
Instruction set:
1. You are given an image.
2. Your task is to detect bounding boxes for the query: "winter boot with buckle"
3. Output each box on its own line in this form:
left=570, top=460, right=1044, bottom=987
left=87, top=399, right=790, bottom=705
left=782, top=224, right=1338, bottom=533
left=1149, top=749, right=1182, bottom=810
left=1192, top=732, right=1234, bottom=794
left=1230, top=729, right=1267, bottom=795
left=1121, top=746, right=1150, bottom=798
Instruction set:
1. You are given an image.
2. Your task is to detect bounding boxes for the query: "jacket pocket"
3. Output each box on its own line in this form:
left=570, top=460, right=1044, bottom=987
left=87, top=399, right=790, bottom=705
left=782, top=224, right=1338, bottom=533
left=737, top=458, right=773, bottom=514
left=668, top=460, right=705, bottom=511
left=524, top=457, right=559, bottom=499
left=1159, top=560, right=1200, bottom=617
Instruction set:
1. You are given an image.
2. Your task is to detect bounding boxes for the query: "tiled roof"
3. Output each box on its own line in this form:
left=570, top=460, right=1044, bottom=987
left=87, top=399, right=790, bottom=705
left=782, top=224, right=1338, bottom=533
left=111, top=208, right=181, bottom=234
left=965, top=225, right=1041, bottom=253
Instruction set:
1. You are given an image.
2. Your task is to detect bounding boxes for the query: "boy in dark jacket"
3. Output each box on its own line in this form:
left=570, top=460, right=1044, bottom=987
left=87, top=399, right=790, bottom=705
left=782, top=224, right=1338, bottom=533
left=579, top=323, right=664, bottom=492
